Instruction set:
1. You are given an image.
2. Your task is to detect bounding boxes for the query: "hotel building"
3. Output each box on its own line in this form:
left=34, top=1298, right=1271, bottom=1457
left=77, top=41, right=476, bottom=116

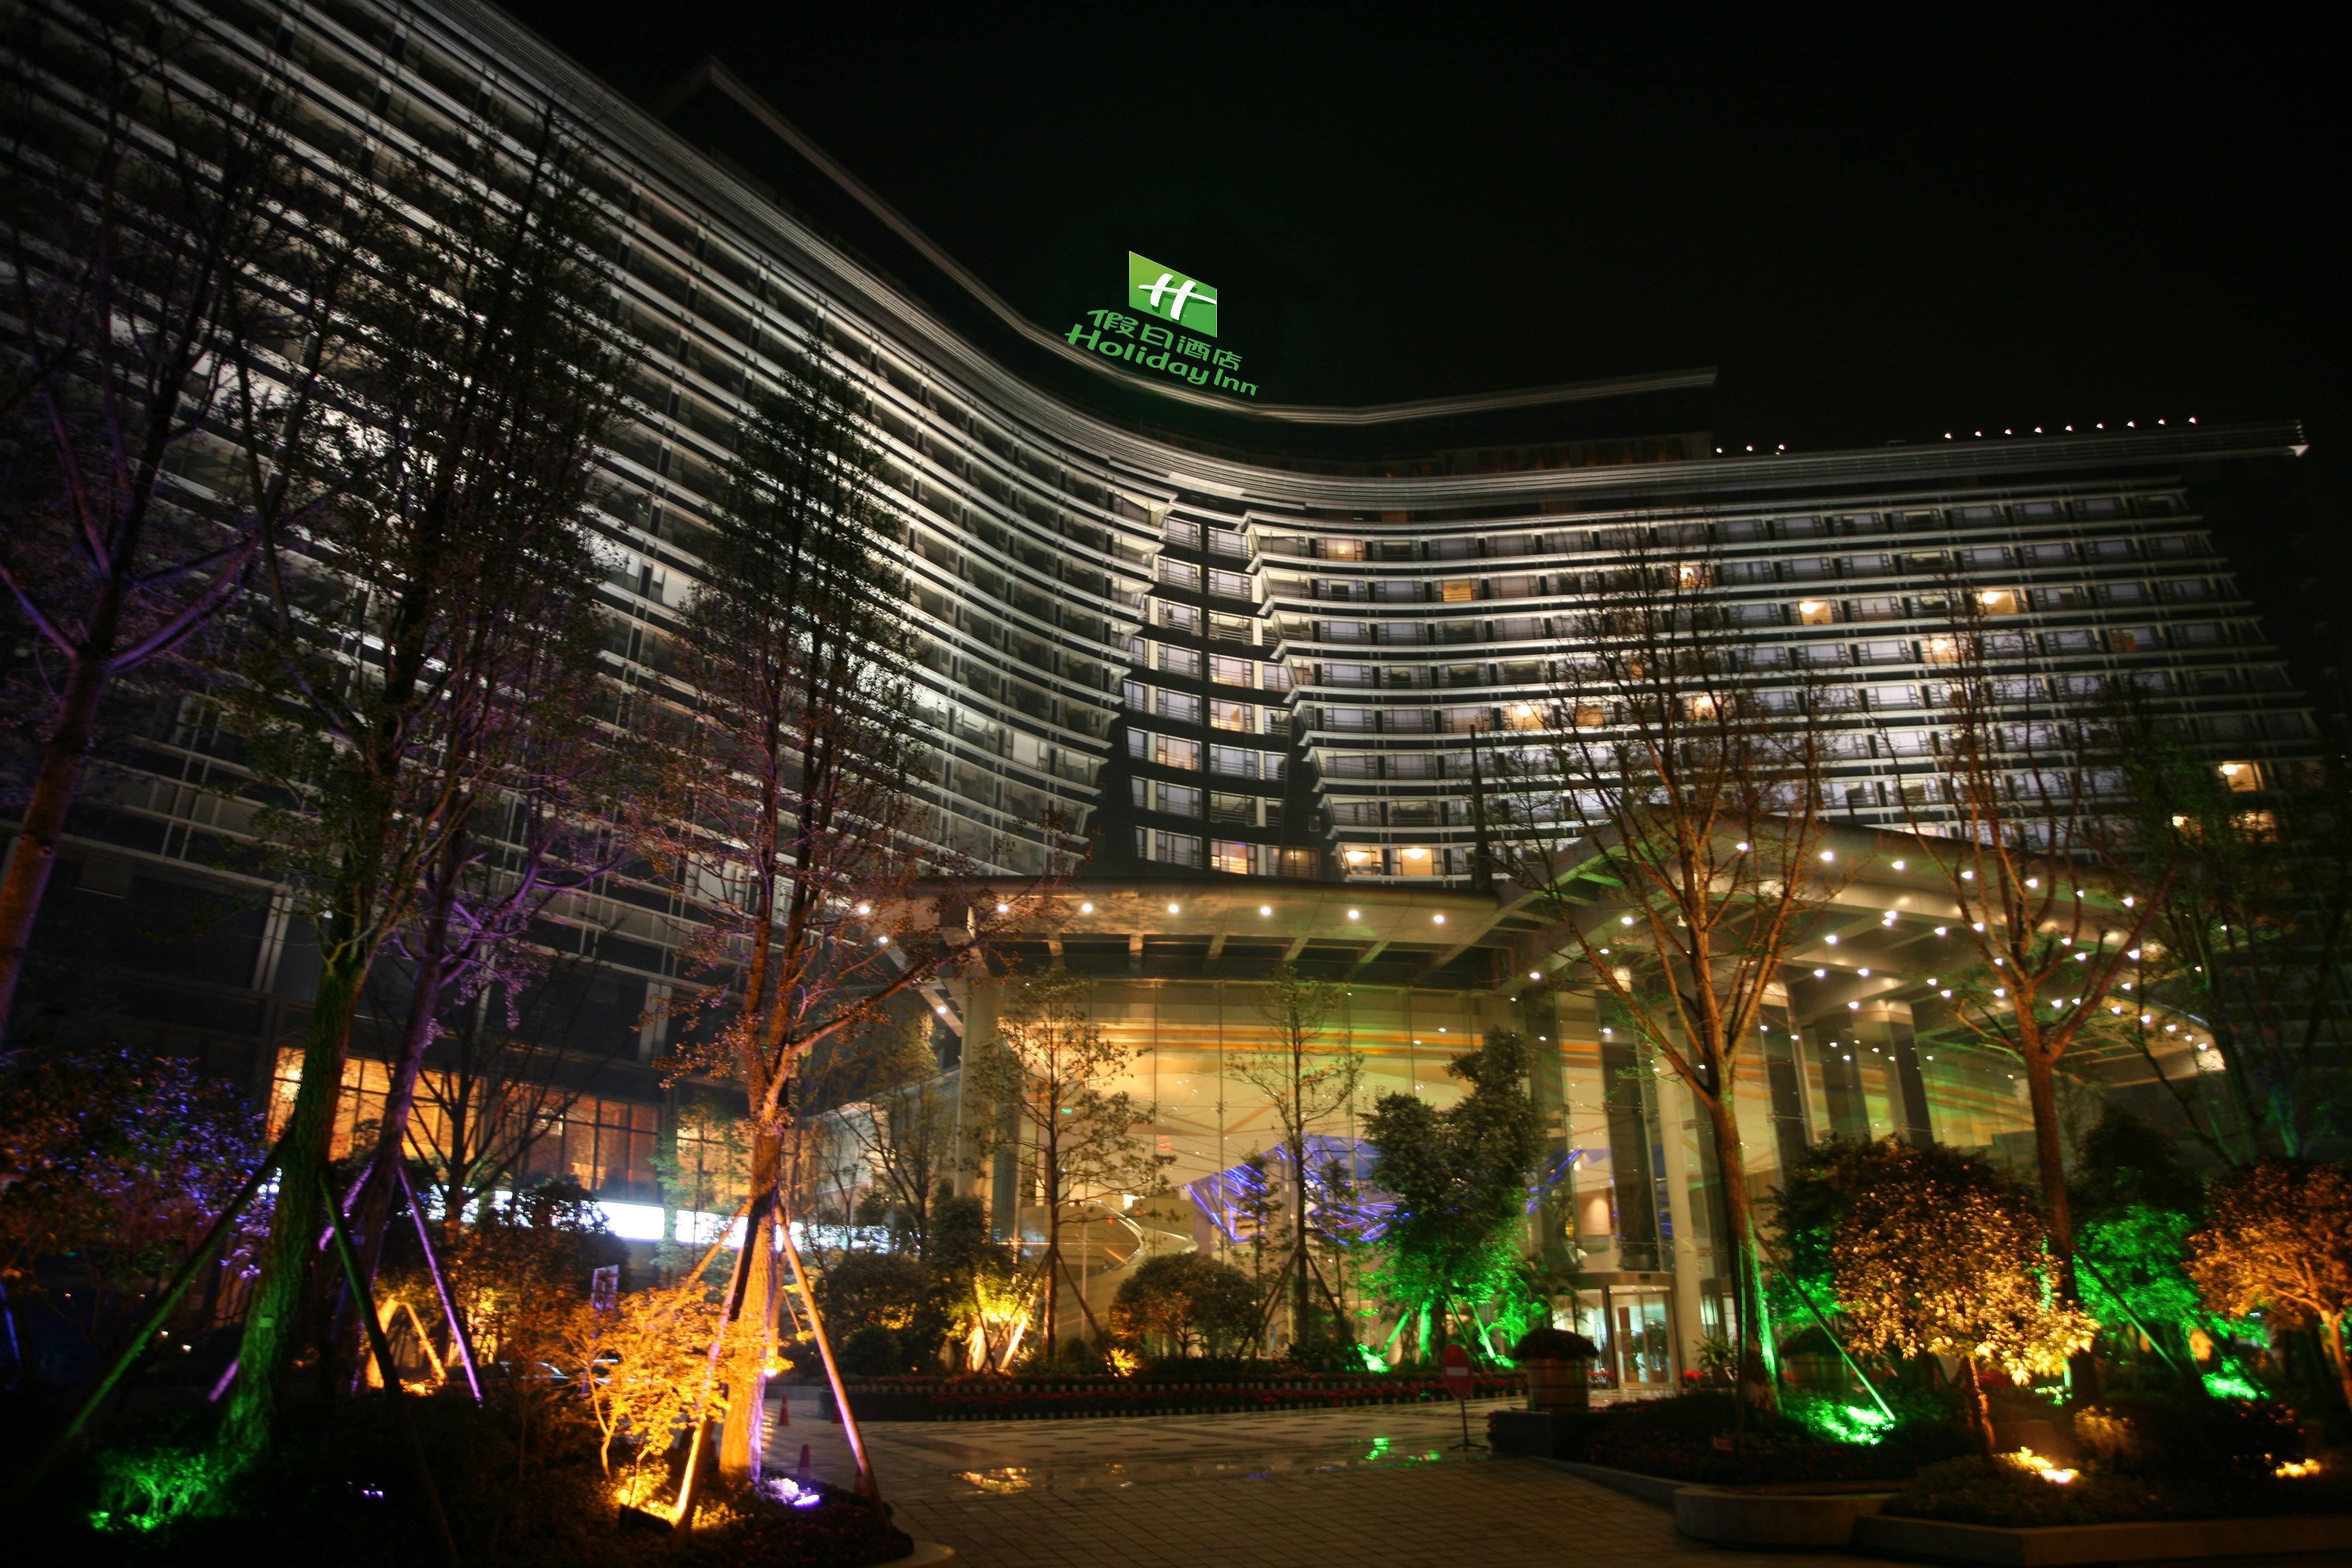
left=1, top=0, right=2315, bottom=1377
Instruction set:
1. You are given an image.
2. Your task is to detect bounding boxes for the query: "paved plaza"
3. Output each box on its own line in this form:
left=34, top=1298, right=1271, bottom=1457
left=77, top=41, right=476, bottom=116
left=767, top=1391, right=1885, bottom=1567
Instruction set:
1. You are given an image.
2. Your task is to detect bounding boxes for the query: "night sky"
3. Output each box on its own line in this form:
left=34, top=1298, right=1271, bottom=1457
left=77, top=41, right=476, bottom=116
left=503, top=2, right=2345, bottom=688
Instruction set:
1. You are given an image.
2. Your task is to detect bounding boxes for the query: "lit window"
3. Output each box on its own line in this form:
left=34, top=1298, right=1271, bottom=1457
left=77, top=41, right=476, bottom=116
left=1397, top=846, right=1436, bottom=878
left=1210, top=839, right=1251, bottom=875
left=1923, top=635, right=1962, bottom=663
left=1796, top=599, right=1837, bottom=626
left=1210, top=699, right=1258, bottom=732
left=2217, top=760, right=2262, bottom=793
left=1210, top=654, right=1255, bottom=686
left=1440, top=580, right=1476, bottom=603
left=1342, top=845, right=1381, bottom=874
left=1977, top=588, right=2021, bottom=615
left=1504, top=701, right=1545, bottom=730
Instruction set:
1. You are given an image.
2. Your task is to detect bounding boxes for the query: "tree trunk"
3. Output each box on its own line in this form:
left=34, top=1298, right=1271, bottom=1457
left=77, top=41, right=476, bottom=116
left=1960, top=1357, right=1996, bottom=1455
left=1700, top=1088, right=1778, bottom=1413
left=337, top=888, right=457, bottom=1390
left=1290, top=1131, right=1310, bottom=1348
left=220, top=938, right=368, bottom=1461
left=2323, top=1315, right=2352, bottom=1419
left=1040, top=1137, right=1060, bottom=1358
left=2021, top=1049, right=2099, bottom=1397
left=0, top=597, right=119, bottom=1038
left=718, top=1125, right=785, bottom=1480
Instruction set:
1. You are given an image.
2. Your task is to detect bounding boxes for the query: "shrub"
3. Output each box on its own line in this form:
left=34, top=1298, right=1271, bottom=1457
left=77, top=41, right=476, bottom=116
left=1511, top=1326, right=1599, bottom=1362
left=1110, top=1253, right=1260, bottom=1358
left=1888, top=1454, right=2158, bottom=1528
left=813, top=1252, right=929, bottom=1335
left=839, top=1325, right=904, bottom=1378
left=2071, top=1393, right=2304, bottom=1478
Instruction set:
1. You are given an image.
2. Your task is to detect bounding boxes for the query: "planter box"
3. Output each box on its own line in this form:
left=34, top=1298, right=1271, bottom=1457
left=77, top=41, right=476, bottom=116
left=1852, top=1511, right=2352, bottom=1565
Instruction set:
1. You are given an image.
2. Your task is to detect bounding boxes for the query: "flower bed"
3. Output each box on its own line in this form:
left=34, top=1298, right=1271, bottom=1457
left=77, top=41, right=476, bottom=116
left=822, top=1370, right=1524, bottom=1421
left=1883, top=1452, right=2352, bottom=1527
left=1506, top=1391, right=1966, bottom=1486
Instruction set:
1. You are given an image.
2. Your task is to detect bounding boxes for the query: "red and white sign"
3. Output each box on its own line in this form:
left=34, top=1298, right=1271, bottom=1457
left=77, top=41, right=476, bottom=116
left=1441, top=1344, right=1472, bottom=1400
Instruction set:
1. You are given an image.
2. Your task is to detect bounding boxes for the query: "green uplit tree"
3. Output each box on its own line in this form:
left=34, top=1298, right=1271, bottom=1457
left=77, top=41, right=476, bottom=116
left=1362, top=1030, right=1543, bottom=1362
left=2096, top=711, right=2352, bottom=1163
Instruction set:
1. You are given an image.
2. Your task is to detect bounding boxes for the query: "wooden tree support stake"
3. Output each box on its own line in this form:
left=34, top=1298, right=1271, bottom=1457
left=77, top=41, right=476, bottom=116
left=323, top=1175, right=461, bottom=1567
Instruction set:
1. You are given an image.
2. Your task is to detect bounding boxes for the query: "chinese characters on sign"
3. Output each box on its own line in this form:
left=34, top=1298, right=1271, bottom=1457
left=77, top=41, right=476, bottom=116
left=1066, top=311, right=1255, bottom=398
left=1067, top=252, right=1257, bottom=398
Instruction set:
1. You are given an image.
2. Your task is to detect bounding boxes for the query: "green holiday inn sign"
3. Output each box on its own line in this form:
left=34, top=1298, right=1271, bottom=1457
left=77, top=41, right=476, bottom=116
left=1065, top=251, right=1256, bottom=398
left=1129, top=252, right=1218, bottom=336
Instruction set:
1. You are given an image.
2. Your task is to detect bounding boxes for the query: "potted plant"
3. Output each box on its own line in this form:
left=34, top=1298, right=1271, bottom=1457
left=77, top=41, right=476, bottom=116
left=1512, top=1326, right=1601, bottom=1411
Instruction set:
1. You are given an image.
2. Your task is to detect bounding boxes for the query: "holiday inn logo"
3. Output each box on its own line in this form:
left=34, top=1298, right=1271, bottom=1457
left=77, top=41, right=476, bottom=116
left=1128, top=251, right=1219, bottom=337
left=1066, top=250, right=1252, bottom=398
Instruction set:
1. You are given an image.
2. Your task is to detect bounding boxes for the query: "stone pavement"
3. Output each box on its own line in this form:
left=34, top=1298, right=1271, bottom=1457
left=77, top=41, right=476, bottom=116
left=765, top=1390, right=1890, bottom=1567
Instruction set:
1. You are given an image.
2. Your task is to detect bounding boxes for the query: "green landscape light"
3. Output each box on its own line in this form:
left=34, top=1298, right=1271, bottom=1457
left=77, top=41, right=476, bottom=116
left=2203, top=1368, right=2261, bottom=1399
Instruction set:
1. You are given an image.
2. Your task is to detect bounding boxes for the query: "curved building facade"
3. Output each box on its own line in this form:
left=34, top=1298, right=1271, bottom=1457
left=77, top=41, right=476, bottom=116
left=1, top=0, right=2315, bottom=1373
left=214, top=0, right=2311, bottom=901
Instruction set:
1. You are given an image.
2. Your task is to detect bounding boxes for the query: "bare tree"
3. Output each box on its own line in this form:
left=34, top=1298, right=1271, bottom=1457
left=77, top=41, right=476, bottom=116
left=811, top=1006, right=961, bottom=1258
left=647, top=347, right=1050, bottom=1478
left=0, top=1, right=362, bottom=1036
left=1882, top=585, right=2170, bottom=1387
left=1490, top=530, right=1844, bottom=1412
left=217, top=114, right=623, bottom=1460
left=338, top=569, right=645, bottom=1332
left=2094, top=710, right=2349, bottom=1162
left=1228, top=963, right=1360, bottom=1346
left=966, top=965, right=1156, bottom=1360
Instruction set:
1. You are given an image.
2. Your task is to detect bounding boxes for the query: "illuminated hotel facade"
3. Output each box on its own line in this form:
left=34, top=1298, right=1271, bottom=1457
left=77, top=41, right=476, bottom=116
left=3, top=0, right=2315, bottom=1376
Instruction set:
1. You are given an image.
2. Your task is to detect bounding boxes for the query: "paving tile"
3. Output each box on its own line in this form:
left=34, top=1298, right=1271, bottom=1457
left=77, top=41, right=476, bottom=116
left=768, top=1391, right=1905, bottom=1567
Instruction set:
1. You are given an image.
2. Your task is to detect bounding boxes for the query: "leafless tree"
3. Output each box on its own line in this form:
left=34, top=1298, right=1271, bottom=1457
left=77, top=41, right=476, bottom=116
left=0, top=1, right=364, bottom=1036
left=810, top=1006, right=961, bottom=1258
left=216, top=113, right=624, bottom=1461
left=1881, top=584, right=2171, bottom=1388
left=645, top=347, right=1054, bottom=1478
left=965, top=965, right=1156, bottom=1360
left=1490, top=528, right=1846, bottom=1413
left=1228, top=963, right=1360, bottom=1346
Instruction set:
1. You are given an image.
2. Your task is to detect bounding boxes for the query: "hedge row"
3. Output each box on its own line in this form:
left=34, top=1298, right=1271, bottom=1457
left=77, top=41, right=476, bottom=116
left=820, top=1373, right=1525, bottom=1421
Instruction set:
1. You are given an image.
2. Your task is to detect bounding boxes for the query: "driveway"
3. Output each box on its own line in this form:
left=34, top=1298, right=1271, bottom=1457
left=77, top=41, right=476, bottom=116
left=767, top=1391, right=1886, bottom=1567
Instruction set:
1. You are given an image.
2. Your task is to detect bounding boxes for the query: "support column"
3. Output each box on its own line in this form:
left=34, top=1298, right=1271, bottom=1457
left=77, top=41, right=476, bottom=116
left=1652, top=1070, right=1709, bottom=1381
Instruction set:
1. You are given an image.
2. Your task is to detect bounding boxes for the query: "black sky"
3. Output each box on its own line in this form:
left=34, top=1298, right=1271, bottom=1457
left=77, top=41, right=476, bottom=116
left=505, top=2, right=2339, bottom=459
